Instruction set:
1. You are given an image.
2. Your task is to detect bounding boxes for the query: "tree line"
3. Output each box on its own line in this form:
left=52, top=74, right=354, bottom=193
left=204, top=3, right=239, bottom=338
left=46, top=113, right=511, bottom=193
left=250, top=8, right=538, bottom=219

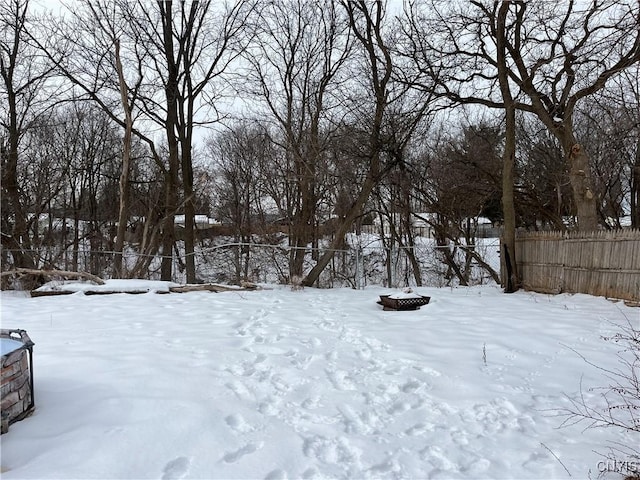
left=2, top=0, right=639, bottom=289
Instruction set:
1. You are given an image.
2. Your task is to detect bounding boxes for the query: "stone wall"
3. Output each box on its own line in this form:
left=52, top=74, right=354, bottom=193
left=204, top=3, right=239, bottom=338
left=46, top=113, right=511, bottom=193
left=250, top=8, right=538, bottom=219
left=1, top=331, right=34, bottom=434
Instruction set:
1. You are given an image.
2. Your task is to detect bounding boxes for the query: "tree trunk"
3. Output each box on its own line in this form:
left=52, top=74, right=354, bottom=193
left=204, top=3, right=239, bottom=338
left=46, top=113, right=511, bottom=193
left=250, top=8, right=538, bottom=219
left=434, top=228, right=468, bottom=286
left=291, top=181, right=315, bottom=279
left=496, top=1, right=519, bottom=292
left=113, top=39, right=132, bottom=278
left=129, top=207, right=163, bottom=279
left=566, top=143, right=599, bottom=231
left=72, top=215, right=80, bottom=272
left=160, top=3, right=180, bottom=282
left=404, top=233, right=423, bottom=287
left=500, top=137, right=518, bottom=292
left=499, top=136, right=518, bottom=291
left=401, top=175, right=422, bottom=287
left=180, top=141, right=197, bottom=283
left=160, top=168, right=178, bottom=281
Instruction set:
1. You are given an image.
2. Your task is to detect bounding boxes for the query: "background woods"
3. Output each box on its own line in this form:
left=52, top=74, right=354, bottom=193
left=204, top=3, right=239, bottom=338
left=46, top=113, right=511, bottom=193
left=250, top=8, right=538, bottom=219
left=2, top=0, right=639, bottom=289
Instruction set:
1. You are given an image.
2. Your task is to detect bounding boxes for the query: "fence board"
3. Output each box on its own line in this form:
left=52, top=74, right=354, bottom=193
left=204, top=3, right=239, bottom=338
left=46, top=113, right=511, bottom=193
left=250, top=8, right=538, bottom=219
left=513, top=229, right=640, bottom=302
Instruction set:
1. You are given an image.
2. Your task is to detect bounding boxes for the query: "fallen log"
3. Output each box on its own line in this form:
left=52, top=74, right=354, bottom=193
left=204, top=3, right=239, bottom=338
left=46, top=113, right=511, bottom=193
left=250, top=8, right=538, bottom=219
left=26, top=281, right=263, bottom=297
left=240, top=281, right=260, bottom=290
left=84, top=290, right=149, bottom=296
left=170, top=282, right=264, bottom=293
left=170, top=284, right=229, bottom=293
left=2, top=268, right=105, bottom=285
left=32, top=288, right=158, bottom=297
left=30, top=290, right=75, bottom=298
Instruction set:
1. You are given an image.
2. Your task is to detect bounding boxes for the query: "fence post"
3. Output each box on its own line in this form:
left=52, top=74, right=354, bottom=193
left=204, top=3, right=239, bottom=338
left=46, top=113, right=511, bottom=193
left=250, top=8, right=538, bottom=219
left=561, top=230, right=568, bottom=293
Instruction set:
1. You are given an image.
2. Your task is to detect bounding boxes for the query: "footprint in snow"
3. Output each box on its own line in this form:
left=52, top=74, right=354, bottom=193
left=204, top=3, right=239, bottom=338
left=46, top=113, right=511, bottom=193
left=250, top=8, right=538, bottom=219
left=222, top=442, right=263, bottom=463
left=302, top=396, right=321, bottom=409
left=258, top=396, right=282, bottom=416
left=325, top=369, right=356, bottom=391
left=462, top=457, right=491, bottom=475
left=420, top=445, right=457, bottom=471
left=225, top=380, right=252, bottom=400
left=264, top=469, right=288, bottom=480
left=401, top=378, right=424, bottom=393
left=301, top=467, right=321, bottom=479
left=387, top=400, right=412, bottom=415
left=367, top=456, right=402, bottom=476
left=413, top=365, right=442, bottom=377
left=161, top=456, right=190, bottom=480
left=405, top=422, right=432, bottom=436
left=291, top=353, right=315, bottom=370
left=225, top=413, right=254, bottom=433
left=250, top=309, right=267, bottom=321
left=450, top=428, right=469, bottom=446
left=302, top=435, right=361, bottom=468
left=325, top=351, right=338, bottom=362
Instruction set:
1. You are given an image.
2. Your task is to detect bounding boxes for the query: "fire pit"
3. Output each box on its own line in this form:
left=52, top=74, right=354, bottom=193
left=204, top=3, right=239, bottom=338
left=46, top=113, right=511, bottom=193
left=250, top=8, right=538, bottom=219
left=378, top=293, right=431, bottom=311
left=1, top=329, right=35, bottom=434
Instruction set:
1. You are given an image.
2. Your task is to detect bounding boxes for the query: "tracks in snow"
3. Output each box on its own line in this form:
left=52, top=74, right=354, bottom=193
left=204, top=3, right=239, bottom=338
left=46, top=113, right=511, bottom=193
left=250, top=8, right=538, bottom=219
left=180, top=291, right=550, bottom=479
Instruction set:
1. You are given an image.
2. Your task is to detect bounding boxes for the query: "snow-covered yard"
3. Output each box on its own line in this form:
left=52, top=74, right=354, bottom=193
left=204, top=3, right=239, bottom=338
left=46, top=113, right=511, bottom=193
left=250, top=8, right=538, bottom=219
left=0, top=282, right=636, bottom=479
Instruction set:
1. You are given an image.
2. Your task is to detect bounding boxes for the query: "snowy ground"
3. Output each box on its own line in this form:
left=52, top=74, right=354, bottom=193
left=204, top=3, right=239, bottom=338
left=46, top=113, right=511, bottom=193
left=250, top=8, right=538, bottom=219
left=0, top=282, right=636, bottom=479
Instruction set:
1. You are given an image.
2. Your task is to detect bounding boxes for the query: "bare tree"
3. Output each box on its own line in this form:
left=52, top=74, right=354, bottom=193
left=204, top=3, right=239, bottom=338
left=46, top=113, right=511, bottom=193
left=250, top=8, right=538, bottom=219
left=373, top=161, right=425, bottom=287
left=113, top=38, right=133, bottom=277
left=302, top=0, right=435, bottom=287
left=33, top=0, right=170, bottom=278
left=369, top=94, right=445, bottom=288
left=1, top=0, right=55, bottom=278
left=37, top=0, right=256, bottom=282
left=207, top=124, right=273, bottom=283
left=404, top=0, right=640, bottom=232
left=495, top=0, right=519, bottom=291
left=242, top=0, right=353, bottom=280
left=408, top=121, right=502, bottom=286
left=142, top=0, right=257, bottom=283
left=18, top=115, right=69, bottom=258
left=43, top=104, right=119, bottom=273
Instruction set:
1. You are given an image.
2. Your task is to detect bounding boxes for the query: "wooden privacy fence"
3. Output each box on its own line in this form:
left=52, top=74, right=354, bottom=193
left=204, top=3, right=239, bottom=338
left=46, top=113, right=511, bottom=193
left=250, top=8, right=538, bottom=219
left=513, top=229, right=640, bottom=302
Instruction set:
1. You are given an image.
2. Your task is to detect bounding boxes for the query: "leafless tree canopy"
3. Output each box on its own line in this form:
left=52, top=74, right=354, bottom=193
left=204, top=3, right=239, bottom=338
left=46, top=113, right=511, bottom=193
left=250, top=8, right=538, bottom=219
left=1, top=0, right=639, bottom=289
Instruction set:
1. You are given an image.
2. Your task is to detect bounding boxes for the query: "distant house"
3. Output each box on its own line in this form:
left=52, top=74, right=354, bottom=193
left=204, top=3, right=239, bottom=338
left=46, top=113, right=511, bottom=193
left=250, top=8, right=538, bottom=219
left=411, top=213, right=435, bottom=238
left=475, top=217, right=501, bottom=238
left=173, top=215, right=221, bottom=228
